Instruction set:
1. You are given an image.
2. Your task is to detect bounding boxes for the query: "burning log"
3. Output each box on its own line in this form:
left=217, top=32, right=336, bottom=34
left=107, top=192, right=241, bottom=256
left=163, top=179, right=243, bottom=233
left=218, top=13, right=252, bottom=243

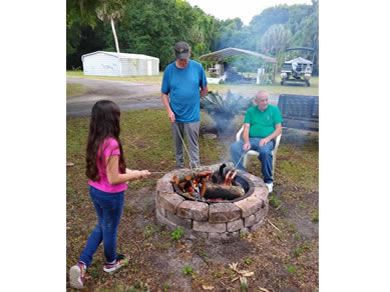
left=171, top=164, right=245, bottom=202
left=200, top=180, right=207, bottom=197
left=172, top=175, right=180, bottom=185
left=211, top=163, right=227, bottom=184
left=196, top=170, right=213, bottom=178
left=203, top=182, right=244, bottom=200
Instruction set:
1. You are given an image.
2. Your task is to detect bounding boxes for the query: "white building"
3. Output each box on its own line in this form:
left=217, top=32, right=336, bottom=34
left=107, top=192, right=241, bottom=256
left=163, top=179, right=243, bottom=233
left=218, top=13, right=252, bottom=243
left=81, top=51, right=159, bottom=77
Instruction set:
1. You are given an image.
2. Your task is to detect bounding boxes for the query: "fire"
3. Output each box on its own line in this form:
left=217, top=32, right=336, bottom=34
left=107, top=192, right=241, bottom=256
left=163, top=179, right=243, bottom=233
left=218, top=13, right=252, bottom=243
left=170, top=164, right=244, bottom=202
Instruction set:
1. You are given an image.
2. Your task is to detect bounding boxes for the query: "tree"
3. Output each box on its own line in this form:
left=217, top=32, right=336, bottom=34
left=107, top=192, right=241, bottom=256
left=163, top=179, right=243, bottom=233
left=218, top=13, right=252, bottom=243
left=248, top=5, right=289, bottom=51
left=66, top=0, right=108, bottom=69
left=66, top=0, right=318, bottom=73
left=289, top=0, right=319, bottom=73
left=285, top=4, right=313, bottom=35
left=258, top=24, right=292, bottom=56
left=67, top=0, right=100, bottom=28
left=214, top=18, right=247, bottom=50
left=116, top=0, right=219, bottom=68
left=96, top=0, right=126, bottom=53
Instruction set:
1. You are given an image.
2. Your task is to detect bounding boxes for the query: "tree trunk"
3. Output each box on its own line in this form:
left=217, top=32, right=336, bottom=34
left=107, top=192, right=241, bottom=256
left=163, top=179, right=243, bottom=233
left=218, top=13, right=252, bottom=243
left=111, top=17, right=120, bottom=53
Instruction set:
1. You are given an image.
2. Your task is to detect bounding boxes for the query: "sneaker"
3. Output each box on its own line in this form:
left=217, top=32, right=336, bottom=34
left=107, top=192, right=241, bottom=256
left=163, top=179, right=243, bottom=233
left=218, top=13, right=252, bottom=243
left=266, top=183, right=273, bottom=193
left=103, top=254, right=129, bottom=273
left=69, top=262, right=86, bottom=289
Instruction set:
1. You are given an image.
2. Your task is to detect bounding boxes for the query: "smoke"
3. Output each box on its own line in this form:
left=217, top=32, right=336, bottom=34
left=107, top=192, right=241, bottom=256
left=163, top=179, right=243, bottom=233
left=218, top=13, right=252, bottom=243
left=200, top=89, right=254, bottom=166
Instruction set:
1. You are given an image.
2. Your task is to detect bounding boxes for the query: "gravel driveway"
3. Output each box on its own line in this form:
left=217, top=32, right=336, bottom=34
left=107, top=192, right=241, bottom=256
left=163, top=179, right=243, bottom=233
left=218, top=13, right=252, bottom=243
left=67, top=77, right=280, bottom=118
left=67, top=77, right=163, bottom=118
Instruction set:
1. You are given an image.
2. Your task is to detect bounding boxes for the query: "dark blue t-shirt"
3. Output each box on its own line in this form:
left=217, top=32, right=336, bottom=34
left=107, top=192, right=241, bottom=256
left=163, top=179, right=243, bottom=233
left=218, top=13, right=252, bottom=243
left=161, top=60, right=207, bottom=123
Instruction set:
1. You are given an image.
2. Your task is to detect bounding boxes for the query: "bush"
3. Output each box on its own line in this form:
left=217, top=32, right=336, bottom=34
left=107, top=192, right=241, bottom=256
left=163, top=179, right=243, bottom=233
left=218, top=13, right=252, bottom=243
left=171, top=226, right=184, bottom=241
left=200, top=90, right=252, bottom=135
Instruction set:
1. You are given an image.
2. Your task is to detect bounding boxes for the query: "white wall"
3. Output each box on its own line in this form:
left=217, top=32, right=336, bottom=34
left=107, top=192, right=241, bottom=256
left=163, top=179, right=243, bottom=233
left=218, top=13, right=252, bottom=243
left=82, top=52, right=159, bottom=77
left=83, top=53, right=121, bottom=76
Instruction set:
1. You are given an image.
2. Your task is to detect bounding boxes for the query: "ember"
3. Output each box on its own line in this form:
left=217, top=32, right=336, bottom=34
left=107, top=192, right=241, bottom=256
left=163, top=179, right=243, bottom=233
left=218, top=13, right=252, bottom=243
left=171, top=164, right=245, bottom=203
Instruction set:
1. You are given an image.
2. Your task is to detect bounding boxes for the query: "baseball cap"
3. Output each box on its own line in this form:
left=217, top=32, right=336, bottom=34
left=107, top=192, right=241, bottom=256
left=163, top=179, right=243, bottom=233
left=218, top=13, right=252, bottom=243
left=174, top=41, right=190, bottom=59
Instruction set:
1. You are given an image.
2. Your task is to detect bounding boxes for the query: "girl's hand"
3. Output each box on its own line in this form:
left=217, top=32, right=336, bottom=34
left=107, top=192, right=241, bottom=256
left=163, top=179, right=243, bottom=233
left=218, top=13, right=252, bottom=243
left=139, top=170, right=151, bottom=179
left=125, top=169, right=148, bottom=182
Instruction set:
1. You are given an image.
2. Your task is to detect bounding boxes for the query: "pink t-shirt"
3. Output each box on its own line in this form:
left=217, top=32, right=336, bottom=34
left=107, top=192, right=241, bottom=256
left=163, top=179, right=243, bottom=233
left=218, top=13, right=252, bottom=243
left=88, top=137, right=127, bottom=193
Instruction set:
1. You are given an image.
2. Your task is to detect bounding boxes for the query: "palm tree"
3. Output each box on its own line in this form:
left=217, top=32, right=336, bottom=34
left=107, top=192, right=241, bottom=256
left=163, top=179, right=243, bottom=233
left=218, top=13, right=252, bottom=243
left=96, top=0, right=125, bottom=53
left=200, top=91, right=253, bottom=135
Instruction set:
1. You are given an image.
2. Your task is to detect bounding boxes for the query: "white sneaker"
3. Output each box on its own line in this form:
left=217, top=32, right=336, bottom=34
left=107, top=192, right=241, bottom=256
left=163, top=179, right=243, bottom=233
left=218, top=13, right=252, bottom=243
left=266, top=183, right=273, bottom=193
left=69, top=262, right=86, bottom=289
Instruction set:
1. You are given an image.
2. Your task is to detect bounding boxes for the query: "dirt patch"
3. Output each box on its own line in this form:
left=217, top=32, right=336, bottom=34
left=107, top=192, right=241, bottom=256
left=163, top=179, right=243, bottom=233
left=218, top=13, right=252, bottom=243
left=275, top=186, right=319, bottom=240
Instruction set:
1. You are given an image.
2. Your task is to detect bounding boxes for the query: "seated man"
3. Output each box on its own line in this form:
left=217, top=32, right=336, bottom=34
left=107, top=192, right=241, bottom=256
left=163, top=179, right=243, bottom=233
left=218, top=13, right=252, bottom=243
left=230, top=90, right=283, bottom=193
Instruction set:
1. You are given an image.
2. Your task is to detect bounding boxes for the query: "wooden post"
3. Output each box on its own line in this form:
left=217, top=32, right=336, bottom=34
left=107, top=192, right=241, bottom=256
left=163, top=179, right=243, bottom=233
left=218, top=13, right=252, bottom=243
left=272, top=63, right=276, bottom=83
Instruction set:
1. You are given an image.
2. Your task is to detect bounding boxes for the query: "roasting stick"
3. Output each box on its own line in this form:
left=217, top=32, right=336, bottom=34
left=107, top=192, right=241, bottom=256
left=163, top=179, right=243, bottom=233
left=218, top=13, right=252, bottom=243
left=174, top=123, right=194, bottom=172
left=234, top=150, right=248, bottom=169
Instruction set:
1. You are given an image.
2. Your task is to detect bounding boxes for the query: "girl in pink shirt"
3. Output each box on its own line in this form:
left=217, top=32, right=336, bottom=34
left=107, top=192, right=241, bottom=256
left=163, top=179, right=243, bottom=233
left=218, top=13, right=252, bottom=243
left=69, top=100, right=150, bottom=289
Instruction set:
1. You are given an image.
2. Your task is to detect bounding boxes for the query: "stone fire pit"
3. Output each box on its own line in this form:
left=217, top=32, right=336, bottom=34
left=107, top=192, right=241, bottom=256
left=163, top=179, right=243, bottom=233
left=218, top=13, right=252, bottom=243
left=155, top=163, right=269, bottom=241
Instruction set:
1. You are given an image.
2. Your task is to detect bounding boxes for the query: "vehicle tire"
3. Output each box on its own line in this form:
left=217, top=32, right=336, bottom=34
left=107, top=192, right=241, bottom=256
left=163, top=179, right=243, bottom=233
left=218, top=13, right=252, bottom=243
left=281, top=80, right=284, bottom=86
left=305, top=80, right=310, bottom=87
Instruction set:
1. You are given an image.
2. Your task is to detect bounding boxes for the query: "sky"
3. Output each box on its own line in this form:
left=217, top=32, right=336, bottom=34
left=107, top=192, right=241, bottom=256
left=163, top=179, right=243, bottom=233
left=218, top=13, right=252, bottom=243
left=186, top=0, right=313, bottom=25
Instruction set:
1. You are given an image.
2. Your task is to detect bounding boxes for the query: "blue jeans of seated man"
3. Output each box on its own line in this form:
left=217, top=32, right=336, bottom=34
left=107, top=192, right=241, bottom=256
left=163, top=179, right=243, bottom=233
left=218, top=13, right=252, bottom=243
left=79, top=186, right=124, bottom=267
left=230, top=138, right=275, bottom=184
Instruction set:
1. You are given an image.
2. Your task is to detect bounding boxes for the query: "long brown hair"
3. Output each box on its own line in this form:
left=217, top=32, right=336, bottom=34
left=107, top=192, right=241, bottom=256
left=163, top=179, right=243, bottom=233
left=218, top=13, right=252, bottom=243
left=86, top=100, right=126, bottom=181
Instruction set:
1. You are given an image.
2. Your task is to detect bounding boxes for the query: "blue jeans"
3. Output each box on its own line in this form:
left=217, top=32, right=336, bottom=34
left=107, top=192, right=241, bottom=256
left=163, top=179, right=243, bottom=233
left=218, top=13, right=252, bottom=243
left=79, top=186, right=124, bottom=267
left=230, top=138, right=275, bottom=184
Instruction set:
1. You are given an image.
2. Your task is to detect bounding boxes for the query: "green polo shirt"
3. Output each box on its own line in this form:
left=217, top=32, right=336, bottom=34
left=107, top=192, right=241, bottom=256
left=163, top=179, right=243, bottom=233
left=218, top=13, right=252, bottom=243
left=244, top=104, right=283, bottom=138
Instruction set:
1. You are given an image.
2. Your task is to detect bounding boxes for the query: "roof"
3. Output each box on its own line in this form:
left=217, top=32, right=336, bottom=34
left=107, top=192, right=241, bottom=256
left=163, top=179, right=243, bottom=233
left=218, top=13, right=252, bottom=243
left=199, top=48, right=276, bottom=63
left=284, top=57, right=312, bottom=64
left=286, top=47, right=314, bottom=52
left=82, top=51, right=159, bottom=62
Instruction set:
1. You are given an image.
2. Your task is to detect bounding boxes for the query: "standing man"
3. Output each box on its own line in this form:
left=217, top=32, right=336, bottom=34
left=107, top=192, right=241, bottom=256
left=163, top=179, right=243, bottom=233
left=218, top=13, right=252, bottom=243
left=161, top=41, right=208, bottom=168
left=230, top=90, right=283, bottom=193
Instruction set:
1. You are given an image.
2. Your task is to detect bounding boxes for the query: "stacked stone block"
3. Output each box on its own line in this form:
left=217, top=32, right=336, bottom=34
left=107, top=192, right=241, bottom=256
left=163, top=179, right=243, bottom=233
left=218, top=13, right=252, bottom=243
left=155, top=164, right=269, bottom=241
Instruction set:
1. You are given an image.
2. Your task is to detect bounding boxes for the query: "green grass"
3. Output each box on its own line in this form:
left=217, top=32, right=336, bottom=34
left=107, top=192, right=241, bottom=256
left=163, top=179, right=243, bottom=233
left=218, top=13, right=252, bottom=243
left=286, top=264, right=297, bottom=274
left=67, top=70, right=318, bottom=96
left=170, top=226, right=184, bottom=241
left=67, top=108, right=223, bottom=173
left=273, top=129, right=319, bottom=193
left=208, top=75, right=318, bottom=97
left=183, top=265, right=193, bottom=275
left=294, top=247, right=303, bottom=257
left=269, top=194, right=282, bottom=209
left=67, top=83, right=88, bottom=97
left=312, top=209, right=319, bottom=222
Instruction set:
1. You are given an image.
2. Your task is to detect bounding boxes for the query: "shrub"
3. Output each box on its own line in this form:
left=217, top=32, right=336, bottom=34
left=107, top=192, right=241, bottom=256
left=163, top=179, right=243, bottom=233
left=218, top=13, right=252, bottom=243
left=200, top=90, right=252, bottom=135
left=171, top=226, right=184, bottom=241
left=183, top=265, right=193, bottom=275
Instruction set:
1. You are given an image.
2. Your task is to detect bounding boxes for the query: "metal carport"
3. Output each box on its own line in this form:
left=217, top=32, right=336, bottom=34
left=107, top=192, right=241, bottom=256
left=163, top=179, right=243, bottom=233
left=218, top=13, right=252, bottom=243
left=200, top=48, right=277, bottom=83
